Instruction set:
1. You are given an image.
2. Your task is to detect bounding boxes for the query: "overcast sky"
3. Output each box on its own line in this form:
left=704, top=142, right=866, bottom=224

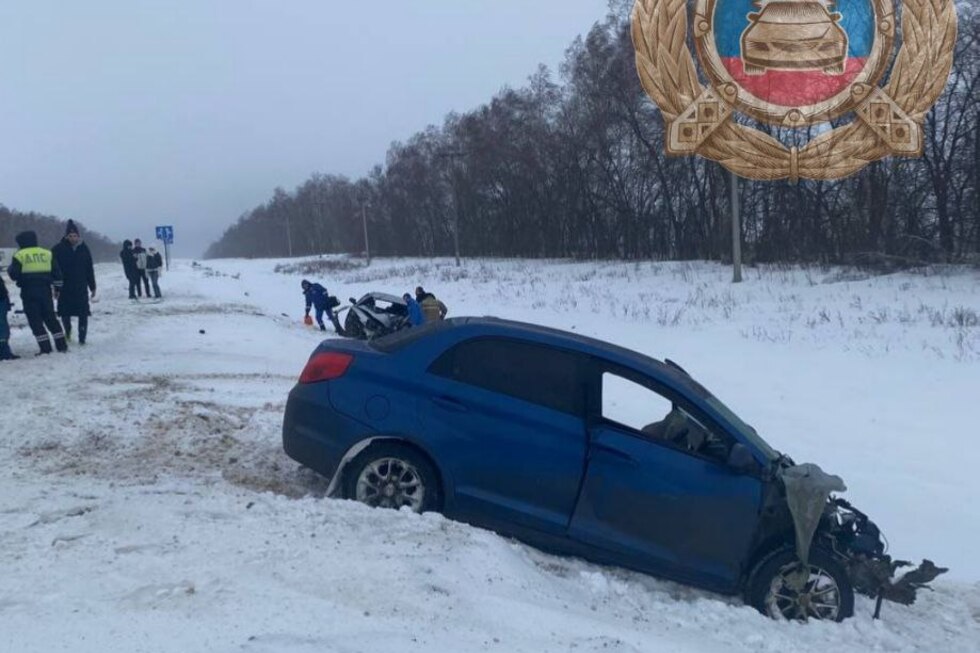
left=0, top=1, right=608, bottom=256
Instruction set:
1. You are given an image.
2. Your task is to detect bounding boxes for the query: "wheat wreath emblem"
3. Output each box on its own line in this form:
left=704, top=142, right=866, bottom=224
left=631, top=0, right=958, bottom=181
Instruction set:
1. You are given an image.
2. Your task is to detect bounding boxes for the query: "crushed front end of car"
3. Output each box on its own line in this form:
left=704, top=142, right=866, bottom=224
left=818, top=497, right=948, bottom=618
left=781, top=462, right=948, bottom=619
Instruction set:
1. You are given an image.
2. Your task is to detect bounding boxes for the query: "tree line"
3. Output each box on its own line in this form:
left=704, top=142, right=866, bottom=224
left=205, top=4, right=980, bottom=266
left=1, top=205, right=119, bottom=262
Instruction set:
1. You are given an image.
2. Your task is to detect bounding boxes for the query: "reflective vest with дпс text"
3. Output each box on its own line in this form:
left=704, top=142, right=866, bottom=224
left=14, top=247, right=53, bottom=274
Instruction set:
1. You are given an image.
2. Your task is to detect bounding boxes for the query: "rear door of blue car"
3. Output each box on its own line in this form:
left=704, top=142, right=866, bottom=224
left=568, top=361, right=764, bottom=592
left=420, top=336, right=589, bottom=536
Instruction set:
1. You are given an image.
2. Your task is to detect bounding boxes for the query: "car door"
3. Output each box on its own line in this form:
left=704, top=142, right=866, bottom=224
left=420, top=337, right=589, bottom=536
left=568, top=365, right=763, bottom=592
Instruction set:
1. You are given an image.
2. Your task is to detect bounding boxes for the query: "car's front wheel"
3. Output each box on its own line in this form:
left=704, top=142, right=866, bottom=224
left=344, top=443, right=440, bottom=513
left=746, top=547, right=854, bottom=621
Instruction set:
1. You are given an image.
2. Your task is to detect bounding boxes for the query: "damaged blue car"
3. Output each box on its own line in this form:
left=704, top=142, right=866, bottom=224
left=282, top=317, right=943, bottom=621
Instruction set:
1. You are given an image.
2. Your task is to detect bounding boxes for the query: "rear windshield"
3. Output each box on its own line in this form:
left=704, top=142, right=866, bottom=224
left=369, top=320, right=453, bottom=352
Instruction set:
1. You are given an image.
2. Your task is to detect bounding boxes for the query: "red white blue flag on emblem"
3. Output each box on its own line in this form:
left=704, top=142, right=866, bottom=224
left=713, top=0, right=874, bottom=107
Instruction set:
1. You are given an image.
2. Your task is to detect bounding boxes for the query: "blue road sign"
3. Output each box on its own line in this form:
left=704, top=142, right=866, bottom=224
left=155, top=225, right=174, bottom=244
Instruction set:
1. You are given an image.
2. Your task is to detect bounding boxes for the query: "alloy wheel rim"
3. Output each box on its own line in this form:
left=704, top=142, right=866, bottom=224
left=765, top=562, right=842, bottom=621
left=355, top=457, right=425, bottom=512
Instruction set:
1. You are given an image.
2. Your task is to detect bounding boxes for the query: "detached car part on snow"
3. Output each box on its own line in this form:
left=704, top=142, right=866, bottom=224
left=283, top=317, right=946, bottom=621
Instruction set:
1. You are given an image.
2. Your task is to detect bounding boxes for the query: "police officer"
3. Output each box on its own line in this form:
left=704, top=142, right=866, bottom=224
left=7, top=231, right=68, bottom=354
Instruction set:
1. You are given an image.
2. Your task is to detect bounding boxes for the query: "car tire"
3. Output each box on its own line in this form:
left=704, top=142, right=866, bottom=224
left=344, top=443, right=441, bottom=514
left=746, top=546, right=854, bottom=622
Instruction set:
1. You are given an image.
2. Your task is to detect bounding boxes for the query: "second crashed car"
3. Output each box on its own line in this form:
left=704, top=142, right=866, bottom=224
left=283, top=317, right=942, bottom=620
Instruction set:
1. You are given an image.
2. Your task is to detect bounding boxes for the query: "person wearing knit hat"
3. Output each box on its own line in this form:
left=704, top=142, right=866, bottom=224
left=51, top=220, right=97, bottom=345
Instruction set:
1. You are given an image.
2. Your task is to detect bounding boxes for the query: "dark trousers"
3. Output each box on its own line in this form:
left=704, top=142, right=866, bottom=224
left=148, top=271, right=162, bottom=298
left=0, top=302, right=10, bottom=346
left=314, top=305, right=343, bottom=333
left=61, top=314, right=89, bottom=344
left=136, top=270, right=150, bottom=296
left=22, top=293, right=66, bottom=353
left=128, top=275, right=139, bottom=299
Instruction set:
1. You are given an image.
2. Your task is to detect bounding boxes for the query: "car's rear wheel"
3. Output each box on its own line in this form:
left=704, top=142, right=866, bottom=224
left=746, top=547, right=854, bottom=621
left=344, top=443, right=440, bottom=513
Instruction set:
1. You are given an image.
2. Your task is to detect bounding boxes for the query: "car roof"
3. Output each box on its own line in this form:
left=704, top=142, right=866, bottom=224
left=361, top=292, right=405, bottom=304
left=427, top=317, right=696, bottom=387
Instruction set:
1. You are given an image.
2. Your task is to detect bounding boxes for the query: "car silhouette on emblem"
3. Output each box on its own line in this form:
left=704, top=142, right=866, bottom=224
left=740, top=1, right=848, bottom=76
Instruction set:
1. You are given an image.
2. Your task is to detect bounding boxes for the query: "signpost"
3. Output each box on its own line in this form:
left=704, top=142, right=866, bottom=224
left=155, top=225, right=174, bottom=270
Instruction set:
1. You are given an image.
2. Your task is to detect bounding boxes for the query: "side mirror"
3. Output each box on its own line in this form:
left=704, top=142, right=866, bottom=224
left=727, top=443, right=756, bottom=473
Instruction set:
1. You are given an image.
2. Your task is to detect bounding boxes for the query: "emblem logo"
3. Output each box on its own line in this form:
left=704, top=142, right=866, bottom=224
left=632, top=0, right=957, bottom=181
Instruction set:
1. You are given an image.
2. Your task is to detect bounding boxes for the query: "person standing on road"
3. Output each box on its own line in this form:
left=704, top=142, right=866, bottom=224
left=120, top=240, right=139, bottom=300
left=8, top=231, right=67, bottom=354
left=301, top=279, right=342, bottom=334
left=132, top=238, right=150, bottom=298
left=0, top=274, right=19, bottom=360
left=415, top=286, right=448, bottom=323
left=146, top=246, right=164, bottom=299
left=51, top=220, right=96, bottom=345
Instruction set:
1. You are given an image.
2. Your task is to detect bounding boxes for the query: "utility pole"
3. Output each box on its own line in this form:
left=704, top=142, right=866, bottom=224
left=361, top=202, right=371, bottom=267
left=730, top=169, right=743, bottom=283
left=438, top=149, right=464, bottom=267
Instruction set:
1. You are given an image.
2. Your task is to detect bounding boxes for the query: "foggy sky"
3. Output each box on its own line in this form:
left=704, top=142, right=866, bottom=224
left=0, top=1, right=608, bottom=256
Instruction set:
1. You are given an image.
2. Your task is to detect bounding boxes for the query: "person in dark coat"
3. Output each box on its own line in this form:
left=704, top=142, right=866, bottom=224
left=301, top=279, right=342, bottom=334
left=120, top=240, right=139, bottom=299
left=132, top=238, right=150, bottom=297
left=7, top=231, right=67, bottom=354
left=146, top=246, right=164, bottom=299
left=51, top=220, right=96, bottom=344
left=0, top=274, right=19, bottom=360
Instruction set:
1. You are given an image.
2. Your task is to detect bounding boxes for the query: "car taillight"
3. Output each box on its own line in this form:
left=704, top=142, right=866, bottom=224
left=299, top=352, right=353, bottom=384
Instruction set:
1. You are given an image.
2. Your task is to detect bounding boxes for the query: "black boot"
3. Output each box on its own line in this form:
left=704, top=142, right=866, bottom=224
left=54, top=333, right=68, bottom=353
left=0, top=341, right=18, bottom=360
left=37, top=337, right=53, bottom=355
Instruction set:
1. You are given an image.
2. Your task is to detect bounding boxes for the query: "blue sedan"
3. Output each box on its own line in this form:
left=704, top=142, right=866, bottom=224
left=283, top=317, right=902, bottom=621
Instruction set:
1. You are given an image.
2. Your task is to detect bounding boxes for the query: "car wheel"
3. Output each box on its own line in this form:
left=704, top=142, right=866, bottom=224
left=344, top=443, right=440, bottom=513
left=746, top=547, right=854, bottom=622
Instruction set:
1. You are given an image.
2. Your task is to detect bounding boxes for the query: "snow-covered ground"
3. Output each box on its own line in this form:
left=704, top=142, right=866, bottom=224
left=1, top=256, right=978, bottom=652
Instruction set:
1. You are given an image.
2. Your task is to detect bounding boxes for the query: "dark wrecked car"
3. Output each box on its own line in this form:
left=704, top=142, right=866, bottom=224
left=283, top=318, right=944, bottom=621
left=337, top=292, right=410, bottom=340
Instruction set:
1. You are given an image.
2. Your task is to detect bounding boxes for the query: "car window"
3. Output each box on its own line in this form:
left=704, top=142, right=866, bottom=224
left=600, top=370, right=731, bottom=463
left=602, top=372, right=672, bottom=432
left=429, top=338, right=586, bottom=416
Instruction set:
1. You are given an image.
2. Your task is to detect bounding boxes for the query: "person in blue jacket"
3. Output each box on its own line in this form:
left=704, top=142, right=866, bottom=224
left=402, top=293, right=424, bottom=327
left=301, top=279, right=342, bottom=334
